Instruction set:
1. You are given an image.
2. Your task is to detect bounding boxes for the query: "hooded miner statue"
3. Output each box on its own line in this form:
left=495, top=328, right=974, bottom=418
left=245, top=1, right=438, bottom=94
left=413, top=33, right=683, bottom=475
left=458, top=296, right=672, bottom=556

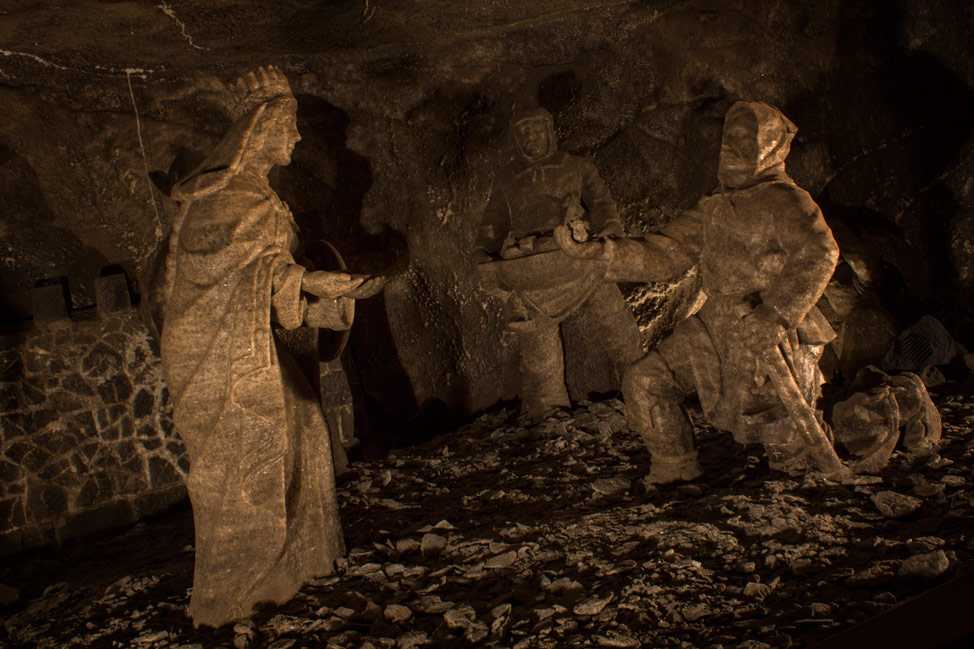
left=556, top=101, right=843, bottom=483
left=158, top=66, right=382, bottom=627
left=474, top=107, right=641, bottom=425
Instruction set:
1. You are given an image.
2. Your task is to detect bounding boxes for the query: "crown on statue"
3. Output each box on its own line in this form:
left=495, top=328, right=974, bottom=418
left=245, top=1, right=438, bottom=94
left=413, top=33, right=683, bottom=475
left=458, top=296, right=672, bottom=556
left=227, top=65, right=294, bottom=121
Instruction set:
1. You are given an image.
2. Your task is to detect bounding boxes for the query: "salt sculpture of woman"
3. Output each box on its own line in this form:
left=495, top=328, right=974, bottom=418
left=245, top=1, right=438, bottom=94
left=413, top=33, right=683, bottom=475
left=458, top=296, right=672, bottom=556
left=159, top=66, right=381, bottom=627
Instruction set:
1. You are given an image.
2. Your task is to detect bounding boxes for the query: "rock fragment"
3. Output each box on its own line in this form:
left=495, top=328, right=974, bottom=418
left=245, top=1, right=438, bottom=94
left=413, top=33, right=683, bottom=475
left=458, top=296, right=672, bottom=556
left=444, top=603, right=477, bottom=629
left=906, top=536, right=945, bottom=553
left=396, top=538, right=420, bottom=555
left=898, top=550, right=950, bottom=580
left=846, top=562, right=896, bottom=587
left=682, top=603, right=710, bottom=621
left=743, top=581, right=773, bottom=601
left=591, top=476, right=630, bottom=497
left=384, top=604, right=412, bottom=623
left=421, top=533, right=448, bottom=555
left=485, top=550, right=518, bottom=568
left=268, top=640, right=296, bottom=649
left=573, top=594, right=613, bottom=615
left=396, top=630, right=429, bottom=649
left=413, top=595, right=454, bottom=614
left=464, top=621, right=490, bottom=643
left=595, top=633, right=641, bottom=648
left=871, top=491, right=923, bottom=518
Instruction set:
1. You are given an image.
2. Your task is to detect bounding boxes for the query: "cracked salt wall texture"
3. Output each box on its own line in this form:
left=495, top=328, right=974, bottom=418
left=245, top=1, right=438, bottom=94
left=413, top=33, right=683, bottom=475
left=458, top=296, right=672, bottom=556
left=0, top=301, right=184, bottom=558
left=0, top=0, right=972, bottom=436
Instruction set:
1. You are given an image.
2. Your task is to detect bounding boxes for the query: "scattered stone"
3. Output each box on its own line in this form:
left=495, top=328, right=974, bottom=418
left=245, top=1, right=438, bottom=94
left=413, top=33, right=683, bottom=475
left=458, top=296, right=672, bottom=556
left=464, top=621, right=490, bottom=643
left=396, top=538, right=420, bottom=555
left=846, top=562, right=896, bottom=587
left=2, top=387, right=972, bottom=649
left=384, top=604, right=412, bottom=624
left=413, top=595, right=454, bottom=614
left=898, top=550, right=950, bottom=580
left=595, top=634, right=641, bottom=648
left=485, top=550, right=518, bottom=568
left=420, top=533, right=448, bottom=555
left=591, top=476, right=630, bottom=497
left=911, top=479, right=946, bottom=498
left=682, top=603, right=710, bottom=621
left=743, top=582, right=773, bottom=601
left=233, top=622, right=254, bottom=636
left=134, top=630, right=169, bottom=644
left=871, top=491, right=923, bottom=518
left=737, top=561, right=757, bottom=573
left=906, top=536, right=945, bottom=553
left=810, top=602, right=831, bottom=617
left=444, top=604, right=477, bottom=629
left=546, top=577, right=584, bottom=593
left=268, top=640, right=296, bottom=649
left=573, top=594, right=613, bottom=615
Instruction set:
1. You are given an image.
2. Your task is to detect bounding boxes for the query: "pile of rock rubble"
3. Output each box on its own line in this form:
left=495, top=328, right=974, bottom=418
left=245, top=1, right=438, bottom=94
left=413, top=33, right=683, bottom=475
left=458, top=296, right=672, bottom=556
left=2, top=390, right=973, bottom=648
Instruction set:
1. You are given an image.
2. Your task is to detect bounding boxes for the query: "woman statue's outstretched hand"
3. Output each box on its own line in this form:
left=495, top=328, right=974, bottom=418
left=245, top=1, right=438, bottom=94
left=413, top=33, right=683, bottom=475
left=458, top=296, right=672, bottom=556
left=342, top=275, right=386, bottom=299
left=302, top=271, right=365, bottom=298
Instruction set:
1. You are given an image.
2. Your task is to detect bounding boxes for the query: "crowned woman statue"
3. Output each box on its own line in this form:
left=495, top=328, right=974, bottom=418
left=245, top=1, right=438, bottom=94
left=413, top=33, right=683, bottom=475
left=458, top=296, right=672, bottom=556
left=158, top=66, right=382, bottom=627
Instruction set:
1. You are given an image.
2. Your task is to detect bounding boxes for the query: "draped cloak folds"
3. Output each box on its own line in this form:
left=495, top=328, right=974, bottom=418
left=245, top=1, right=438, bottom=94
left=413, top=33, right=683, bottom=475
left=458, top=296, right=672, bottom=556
left=160, top=166, right=348, bottom=627
left=608, top=102, right=839, bottom=444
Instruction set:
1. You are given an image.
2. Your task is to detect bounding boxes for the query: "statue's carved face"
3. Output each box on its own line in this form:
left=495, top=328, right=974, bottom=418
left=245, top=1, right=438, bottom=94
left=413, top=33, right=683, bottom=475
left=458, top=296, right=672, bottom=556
left=265, top=103, right=301, bottom=167
left=515, top=119, right=551, bottom=161
left=718, top=110, right=759, bottom=189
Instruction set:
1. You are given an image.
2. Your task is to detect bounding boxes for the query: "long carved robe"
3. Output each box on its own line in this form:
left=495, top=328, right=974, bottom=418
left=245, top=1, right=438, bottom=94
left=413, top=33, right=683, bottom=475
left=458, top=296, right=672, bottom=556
left=161, top=167, right=347, bottom=627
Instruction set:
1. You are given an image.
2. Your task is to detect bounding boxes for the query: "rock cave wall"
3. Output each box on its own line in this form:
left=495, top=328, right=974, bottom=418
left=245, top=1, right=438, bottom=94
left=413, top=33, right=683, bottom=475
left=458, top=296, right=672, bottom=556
left=0, top=0, right=971, bottom=549
left=0, top=275, right=185, bottom=557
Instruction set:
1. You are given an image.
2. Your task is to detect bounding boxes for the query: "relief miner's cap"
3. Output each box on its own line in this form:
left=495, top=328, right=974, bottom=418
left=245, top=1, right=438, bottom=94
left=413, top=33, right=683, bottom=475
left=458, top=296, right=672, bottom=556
left=510, top=107, right=553, bottom=128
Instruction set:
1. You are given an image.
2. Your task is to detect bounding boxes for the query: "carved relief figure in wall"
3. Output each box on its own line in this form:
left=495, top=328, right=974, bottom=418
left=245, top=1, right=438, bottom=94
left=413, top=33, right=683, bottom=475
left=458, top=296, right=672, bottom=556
left=474, top=107, right=641, bottom=424
left=158, top=66, right=382, bottom=627
left=557, top=101, right=842, bottom=483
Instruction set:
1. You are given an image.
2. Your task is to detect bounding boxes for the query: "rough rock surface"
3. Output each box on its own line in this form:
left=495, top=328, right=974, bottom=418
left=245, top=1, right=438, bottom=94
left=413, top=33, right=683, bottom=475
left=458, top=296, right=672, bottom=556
left=1, top=0, right=971, bottom=432
left=0, top=296, right=183, bottom=557
left=2, top=388, right=973, bottom=648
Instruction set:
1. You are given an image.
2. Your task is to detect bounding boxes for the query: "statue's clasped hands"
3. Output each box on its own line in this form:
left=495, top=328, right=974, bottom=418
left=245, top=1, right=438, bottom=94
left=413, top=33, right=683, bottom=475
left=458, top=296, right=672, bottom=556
left=553, top=221, right=610, bottom=260
left=302, top=271, right=386, bottom=300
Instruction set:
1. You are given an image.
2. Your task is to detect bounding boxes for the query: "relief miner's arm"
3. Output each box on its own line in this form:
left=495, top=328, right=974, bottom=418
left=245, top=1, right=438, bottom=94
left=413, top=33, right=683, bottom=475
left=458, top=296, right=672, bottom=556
left=473, top=181, right=513, bottom=262
left=602, top=201, right=705, bottom=283
left=579, top=158, right=623, bottom=237
left=760, top=185, right=839, bottom=328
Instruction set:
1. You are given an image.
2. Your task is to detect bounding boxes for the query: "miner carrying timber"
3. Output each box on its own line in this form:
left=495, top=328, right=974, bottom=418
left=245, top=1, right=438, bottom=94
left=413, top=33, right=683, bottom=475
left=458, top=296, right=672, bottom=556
left=474, top=107, right=640, bottom=424
left=557, top=101, right=841, bottom=483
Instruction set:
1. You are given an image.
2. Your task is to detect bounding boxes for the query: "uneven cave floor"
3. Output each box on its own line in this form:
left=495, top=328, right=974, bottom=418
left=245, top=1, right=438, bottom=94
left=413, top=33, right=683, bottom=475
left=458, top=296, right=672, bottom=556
left=3, top=389, right=974, bottom=649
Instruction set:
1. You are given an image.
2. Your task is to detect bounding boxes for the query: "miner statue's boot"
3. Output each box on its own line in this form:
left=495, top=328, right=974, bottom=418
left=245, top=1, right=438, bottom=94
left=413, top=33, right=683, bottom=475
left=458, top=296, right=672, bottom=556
left=643, top=403, right=704, bottom=484
left=514, top=319, right=571, bottom=425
